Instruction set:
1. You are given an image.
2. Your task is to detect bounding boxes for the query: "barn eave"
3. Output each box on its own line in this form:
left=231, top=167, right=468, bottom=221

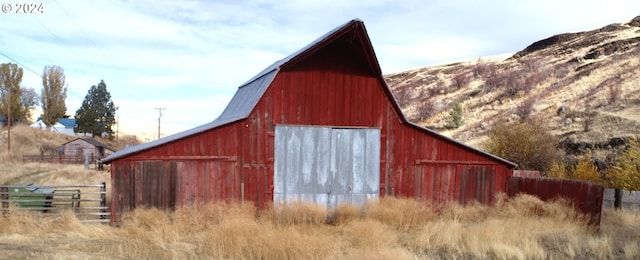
left=101, top=69, right=278, bottom=164
left=405, top=121, right=518, bottom=168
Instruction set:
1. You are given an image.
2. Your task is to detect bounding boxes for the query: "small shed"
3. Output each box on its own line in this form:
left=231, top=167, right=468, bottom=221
left=103, top=19, right=516, bottom=223
left=62, top=138, right=115, bottom=159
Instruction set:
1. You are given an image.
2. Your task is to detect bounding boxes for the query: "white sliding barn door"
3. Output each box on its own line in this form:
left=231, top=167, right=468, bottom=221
left=274, top=126, right=380, bottom=208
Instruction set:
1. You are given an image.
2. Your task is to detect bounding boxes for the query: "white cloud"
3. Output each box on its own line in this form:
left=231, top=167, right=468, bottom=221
left=2, top=0, right=639, bottom=138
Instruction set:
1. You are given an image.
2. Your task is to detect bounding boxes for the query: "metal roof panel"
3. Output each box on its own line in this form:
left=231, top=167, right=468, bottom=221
left=102, top=70, right=277, bottom=163
left=102, top=18, right=516, bottom=169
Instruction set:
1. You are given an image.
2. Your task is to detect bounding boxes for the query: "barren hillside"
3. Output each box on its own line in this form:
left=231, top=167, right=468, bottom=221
left=386, top=16, right=640, bottom=167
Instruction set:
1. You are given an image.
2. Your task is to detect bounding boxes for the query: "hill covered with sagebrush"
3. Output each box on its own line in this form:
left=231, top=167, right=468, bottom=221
left=386, top=15, right=640, bottom=168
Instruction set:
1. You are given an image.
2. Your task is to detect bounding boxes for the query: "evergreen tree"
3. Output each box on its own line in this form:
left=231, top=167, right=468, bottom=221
left=74, top=80, right=117, bottom=139
left=41, top=65, right=68, bottom=128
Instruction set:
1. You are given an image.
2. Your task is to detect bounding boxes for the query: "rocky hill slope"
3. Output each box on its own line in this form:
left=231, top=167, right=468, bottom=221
left=385, top=16, right=640, bottom=167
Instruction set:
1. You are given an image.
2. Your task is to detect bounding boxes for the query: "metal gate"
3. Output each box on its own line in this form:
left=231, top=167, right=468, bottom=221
left=274, top=126, right=380, bottom=208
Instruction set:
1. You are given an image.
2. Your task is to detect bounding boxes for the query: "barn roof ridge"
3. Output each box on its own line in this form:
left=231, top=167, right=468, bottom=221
left=102, top=18, right=516, bottom=168
left=102, top=19, right=367, bottom=163
left=240, top=18, right=365, bottom=86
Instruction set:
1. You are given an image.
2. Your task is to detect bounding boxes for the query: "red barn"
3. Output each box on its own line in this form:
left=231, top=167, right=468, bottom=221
left=102, top=19, right=516, bottom=223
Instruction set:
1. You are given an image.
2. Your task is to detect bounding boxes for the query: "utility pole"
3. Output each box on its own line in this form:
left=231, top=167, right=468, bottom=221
left=6, top=79, right=11, bottom=152
left=154, top=107, right=166, bottom=140
left=116, top=116, right=119, bottom=141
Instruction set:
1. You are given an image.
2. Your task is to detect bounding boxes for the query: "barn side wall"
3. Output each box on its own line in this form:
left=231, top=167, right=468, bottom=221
left=244, top=41, right=511, bottom=207
left=394, top=126, right=511, bottom=205
left=110, top=33, right=514, bottom=222
left=110, top=123, right=243, bottom=221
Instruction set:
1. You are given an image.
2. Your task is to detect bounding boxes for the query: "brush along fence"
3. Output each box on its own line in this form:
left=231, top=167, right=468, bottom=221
left=506, top=177, right=604, bottom=227
left=0, top=182, right=109, bottom=223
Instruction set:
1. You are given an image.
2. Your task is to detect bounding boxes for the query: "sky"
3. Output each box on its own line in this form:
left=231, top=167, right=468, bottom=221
left=1, top=0, right=638, bottom=141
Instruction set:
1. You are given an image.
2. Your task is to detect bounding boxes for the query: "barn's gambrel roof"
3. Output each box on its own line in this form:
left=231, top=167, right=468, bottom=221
left=103, top=19, right=516, bottom=168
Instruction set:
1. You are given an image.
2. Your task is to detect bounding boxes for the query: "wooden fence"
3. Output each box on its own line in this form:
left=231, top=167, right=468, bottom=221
left=506, top=176, right=604, bottom=227
left=602, top=188, right=640, bottom=211
left=0, top=182, right=109, bottom=223
left=22, top=154, right=99, bottom=164
left=512, top=170, right=542, bottom=178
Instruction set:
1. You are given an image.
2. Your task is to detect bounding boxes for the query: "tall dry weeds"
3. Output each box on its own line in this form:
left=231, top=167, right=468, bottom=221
left=363, top=197, right=436, bottom=231
left=0, top=195, right=638, bottom=259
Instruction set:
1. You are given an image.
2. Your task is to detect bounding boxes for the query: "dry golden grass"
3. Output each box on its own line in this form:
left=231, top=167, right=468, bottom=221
left=0, top=125, right=76, bottom=162
left=0, top=124, right=137, bottom=163
left=1, top=86, right=639, bottom=259
left=0, top=194, right=637, bottom=259
left=0, top=153, right=636, bottom=259
left=0, top=162, right=109, bottom=185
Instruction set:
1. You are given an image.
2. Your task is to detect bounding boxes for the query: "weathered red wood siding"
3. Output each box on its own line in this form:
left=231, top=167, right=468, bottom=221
left=109, top=23, right=514, bottom=222
left=243, top=41, right=511, bottom=207
left=110, top=123, right=243, bottom=221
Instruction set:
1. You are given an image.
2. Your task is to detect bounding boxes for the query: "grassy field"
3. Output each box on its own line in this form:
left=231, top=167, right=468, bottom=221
left=0, top=193, right=638, bottom=259
left=1, top=126, right=640, bottom=259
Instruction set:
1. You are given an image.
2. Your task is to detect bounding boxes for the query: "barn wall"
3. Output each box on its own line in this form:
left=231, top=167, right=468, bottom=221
left=175, top=159, right=240, bottom=205
left=243, top=42, right=511, bottom=207
left=110, top=158, right=240, bottom=222
left=110, top=122, right=243, bottom=220
left=388, top=125, right=510, bottom=205
left=110, top=160, right=177, bottom=223
left=110, top=30, right=514, bottom=220
left=121, top=122, right=240, bottom=160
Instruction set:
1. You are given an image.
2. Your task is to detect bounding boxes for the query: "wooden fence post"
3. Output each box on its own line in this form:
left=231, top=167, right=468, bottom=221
left=614, top=188, right=622, bottom=210
left=100, top=182, right=107, bottom=219
left=1, top=186, right=8, bottom=216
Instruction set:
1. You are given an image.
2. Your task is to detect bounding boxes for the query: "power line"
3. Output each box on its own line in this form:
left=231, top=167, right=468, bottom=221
left=1, top=2, right=106, bottom=118
left=30, top=14, right=94, bottom=68
left=53, top=0, right=98, bottom=46
left=0, top=50, right=41, bottom=77
left=30, top=15, right=66, bottom=47
left=0, top=50, right=84, bottom=100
